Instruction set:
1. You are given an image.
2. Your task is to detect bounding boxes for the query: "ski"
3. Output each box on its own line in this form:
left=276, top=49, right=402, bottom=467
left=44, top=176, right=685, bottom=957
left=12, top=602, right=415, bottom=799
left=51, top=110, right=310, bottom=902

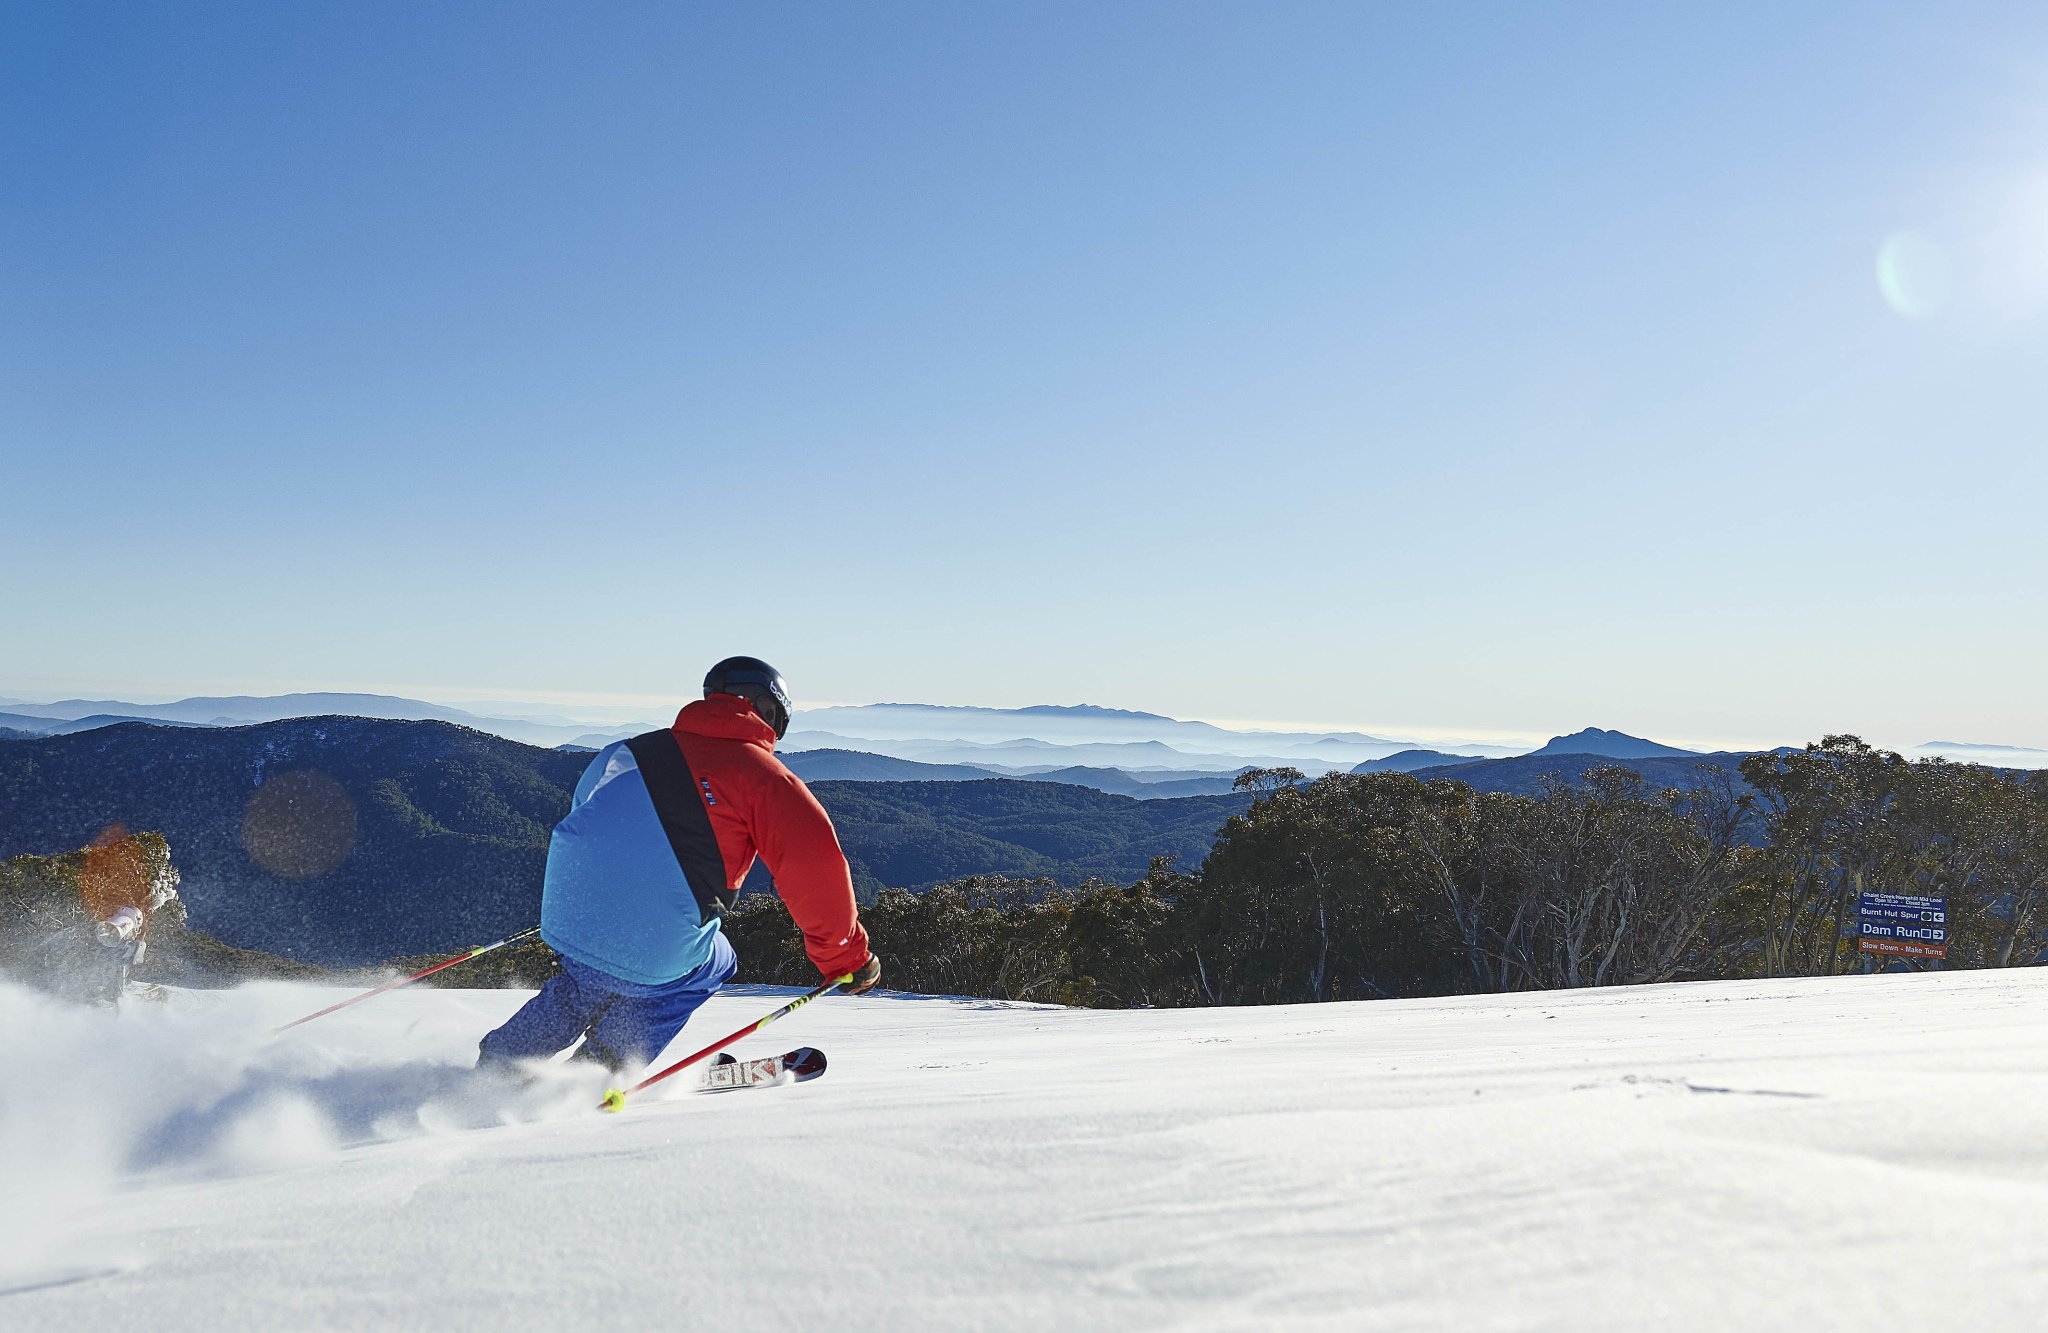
left=599, top=977, right=847, bottom=1113
left=699, top=1046, right=827, bottom=1093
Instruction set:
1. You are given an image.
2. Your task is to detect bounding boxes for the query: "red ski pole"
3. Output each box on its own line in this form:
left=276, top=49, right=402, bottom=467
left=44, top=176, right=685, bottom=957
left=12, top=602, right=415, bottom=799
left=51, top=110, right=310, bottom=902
left=273, top=925, right=543, bottom=1035
left=600, top=972, right=852, bottom=1112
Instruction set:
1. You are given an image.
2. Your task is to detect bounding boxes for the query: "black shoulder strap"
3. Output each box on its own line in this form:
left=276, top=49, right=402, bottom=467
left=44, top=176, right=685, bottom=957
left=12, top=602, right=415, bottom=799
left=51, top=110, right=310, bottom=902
left=623, top=729, right=738, bottom=922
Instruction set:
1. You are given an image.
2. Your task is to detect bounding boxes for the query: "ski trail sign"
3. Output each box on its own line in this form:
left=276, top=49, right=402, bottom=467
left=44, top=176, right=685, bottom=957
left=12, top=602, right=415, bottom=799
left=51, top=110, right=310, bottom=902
left=1859, top=893, right=1947, bottom=960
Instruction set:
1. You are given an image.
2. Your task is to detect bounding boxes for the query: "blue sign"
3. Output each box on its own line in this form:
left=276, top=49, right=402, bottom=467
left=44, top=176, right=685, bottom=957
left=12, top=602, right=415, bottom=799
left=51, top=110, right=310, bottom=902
left=1858, top=893, right=1946, bottom=957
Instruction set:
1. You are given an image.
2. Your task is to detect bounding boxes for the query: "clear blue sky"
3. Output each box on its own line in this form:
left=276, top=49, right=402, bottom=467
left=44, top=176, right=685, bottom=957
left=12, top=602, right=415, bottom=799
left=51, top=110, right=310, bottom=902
left=4, top=2, right=2045, bottom=749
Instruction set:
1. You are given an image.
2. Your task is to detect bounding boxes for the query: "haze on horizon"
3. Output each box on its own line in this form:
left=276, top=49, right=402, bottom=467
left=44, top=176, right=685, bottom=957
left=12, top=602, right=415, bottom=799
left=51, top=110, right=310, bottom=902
left=5, top=4, right=2046, bottom=753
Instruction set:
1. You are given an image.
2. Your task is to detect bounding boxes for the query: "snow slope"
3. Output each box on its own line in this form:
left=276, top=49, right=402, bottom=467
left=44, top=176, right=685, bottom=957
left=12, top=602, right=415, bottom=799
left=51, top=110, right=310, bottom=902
left=5, top=969, right=2048, bottom=1330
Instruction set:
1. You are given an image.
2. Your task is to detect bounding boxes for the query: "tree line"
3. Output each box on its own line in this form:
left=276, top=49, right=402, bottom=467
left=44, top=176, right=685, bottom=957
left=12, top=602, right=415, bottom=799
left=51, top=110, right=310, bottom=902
left=723, top=736, right=2048, bottom=1006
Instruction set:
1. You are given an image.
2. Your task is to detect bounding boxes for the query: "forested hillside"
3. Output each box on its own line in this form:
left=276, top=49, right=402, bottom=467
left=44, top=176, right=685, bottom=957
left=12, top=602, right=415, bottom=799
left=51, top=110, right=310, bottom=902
left=729, top=739, right=2048, bottom=1007
left=0, top=720, right=1247, bottom=964
left=12, top=722, right=2040, bottom=1006
left=799, top=779, right=1243, bottom=892
left=0, top=719, right=587, bottom=965
left=1399, top=749, right=1780, bottom=796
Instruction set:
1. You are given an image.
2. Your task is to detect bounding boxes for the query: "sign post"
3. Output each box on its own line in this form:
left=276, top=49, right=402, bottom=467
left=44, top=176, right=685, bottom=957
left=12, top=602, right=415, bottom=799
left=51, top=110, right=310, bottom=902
left=1858, top=892, right=1947, bottom=962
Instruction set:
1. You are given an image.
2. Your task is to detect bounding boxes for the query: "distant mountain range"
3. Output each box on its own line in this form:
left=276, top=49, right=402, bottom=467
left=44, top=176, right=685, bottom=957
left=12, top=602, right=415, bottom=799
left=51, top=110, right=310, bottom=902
left=780, top=750, right=1003, bottom=783
left=6, top=694, right=2045, bottom=793
left=993, top=767, right=1246, bottom=798
left=2, top=691, right=494, bottom=727
left=0, top=693, right=1499, bottom=792
left=1351, top=728, right=1780, bottom=791
left=787, top=702, right=1513, bottom=770
left=1524, top=727, right=1703, bottom=760
left=1400, top=750, right=1778, bottom=798
left=1353, top=748, right=1493, bottom=773
left=798, top=702, right=1367, bottom=747
left=1359, top=729, right=1810, bottom=799
left=1352, top=728, right=1705, bottom=765
left=778, top=750, right=1249, bottom=798
left=0, top=710, right=211, bottom=737
left=1911, top=741, right=2048, bottom=767
left=0, top=693, right=643, bottom=749
left=867, top=736, right=1305, bottom=773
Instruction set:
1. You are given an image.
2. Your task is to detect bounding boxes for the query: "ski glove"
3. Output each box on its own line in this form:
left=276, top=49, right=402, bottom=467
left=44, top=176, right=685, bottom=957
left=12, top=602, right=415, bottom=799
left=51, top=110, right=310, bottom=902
left=840, top=955, right=882, bottom=996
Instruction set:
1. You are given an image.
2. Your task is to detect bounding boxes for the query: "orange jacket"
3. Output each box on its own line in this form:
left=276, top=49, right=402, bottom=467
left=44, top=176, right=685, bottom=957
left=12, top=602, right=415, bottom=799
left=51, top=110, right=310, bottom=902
left=673, top=695, right=871, bottom=979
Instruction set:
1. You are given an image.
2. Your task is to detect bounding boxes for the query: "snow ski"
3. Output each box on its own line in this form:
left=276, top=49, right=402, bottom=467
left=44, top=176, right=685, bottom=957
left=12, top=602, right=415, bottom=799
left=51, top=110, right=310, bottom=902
left=700, top=1046, right=828, bottom=1092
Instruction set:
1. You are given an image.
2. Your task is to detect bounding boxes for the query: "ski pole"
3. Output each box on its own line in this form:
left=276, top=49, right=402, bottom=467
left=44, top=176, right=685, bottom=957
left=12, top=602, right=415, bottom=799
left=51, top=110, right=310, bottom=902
left=600, top=972, right=852, bottom=1112
left=273, top=925, right=543, bottom=1035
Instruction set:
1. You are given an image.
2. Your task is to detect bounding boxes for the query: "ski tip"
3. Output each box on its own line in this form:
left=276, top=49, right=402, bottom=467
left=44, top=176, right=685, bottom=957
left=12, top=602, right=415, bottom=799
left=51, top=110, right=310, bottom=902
left=599, top=1088, right=626, bottom=1114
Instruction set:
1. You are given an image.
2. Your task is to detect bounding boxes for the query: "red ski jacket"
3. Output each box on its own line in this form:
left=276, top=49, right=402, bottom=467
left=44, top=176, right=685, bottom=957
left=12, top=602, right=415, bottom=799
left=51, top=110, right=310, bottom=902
left=673, top=695, right=871, bottom=980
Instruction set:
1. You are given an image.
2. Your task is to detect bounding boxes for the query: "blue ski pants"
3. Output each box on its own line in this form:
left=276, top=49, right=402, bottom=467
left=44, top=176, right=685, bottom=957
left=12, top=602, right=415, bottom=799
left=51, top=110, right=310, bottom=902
left=477, top=931, right=737, bottom=1073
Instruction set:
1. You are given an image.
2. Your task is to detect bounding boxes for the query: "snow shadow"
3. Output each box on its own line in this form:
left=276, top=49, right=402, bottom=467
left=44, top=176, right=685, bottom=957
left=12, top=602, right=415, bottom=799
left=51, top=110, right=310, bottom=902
left=122, top=1059, right=582, bottom=1177
left=0, top=982, right=594, bottom=1286
left=0, top=1265, right=126, bottom=1299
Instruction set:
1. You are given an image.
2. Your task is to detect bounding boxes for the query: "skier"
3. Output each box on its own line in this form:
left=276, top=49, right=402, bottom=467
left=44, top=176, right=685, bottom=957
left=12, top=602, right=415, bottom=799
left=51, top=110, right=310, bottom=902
left=7, top=829, right=180, bottom=1005
left=478, top=657, right=881, bottom=1074
left=25, top=903, right=147, bottom=1005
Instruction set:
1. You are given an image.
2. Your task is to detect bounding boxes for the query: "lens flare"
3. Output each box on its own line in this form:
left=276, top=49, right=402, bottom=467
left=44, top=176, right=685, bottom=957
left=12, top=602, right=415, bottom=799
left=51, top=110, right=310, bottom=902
left=1876, top=231, right=1950, bottom=318
left=77, top=826, right=147, bottom=921
left=242, top=771, right=358, bottom=879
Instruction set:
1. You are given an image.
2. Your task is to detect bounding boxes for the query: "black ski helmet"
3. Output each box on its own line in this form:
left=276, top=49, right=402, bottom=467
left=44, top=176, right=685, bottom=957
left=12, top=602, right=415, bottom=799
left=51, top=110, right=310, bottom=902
left=703, top=656, right=793, bottom=739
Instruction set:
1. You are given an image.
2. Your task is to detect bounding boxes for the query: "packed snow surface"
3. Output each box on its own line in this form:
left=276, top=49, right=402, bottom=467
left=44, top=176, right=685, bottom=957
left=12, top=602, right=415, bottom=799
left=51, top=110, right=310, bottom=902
left=5, top=969, right=2048, bottom=1330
